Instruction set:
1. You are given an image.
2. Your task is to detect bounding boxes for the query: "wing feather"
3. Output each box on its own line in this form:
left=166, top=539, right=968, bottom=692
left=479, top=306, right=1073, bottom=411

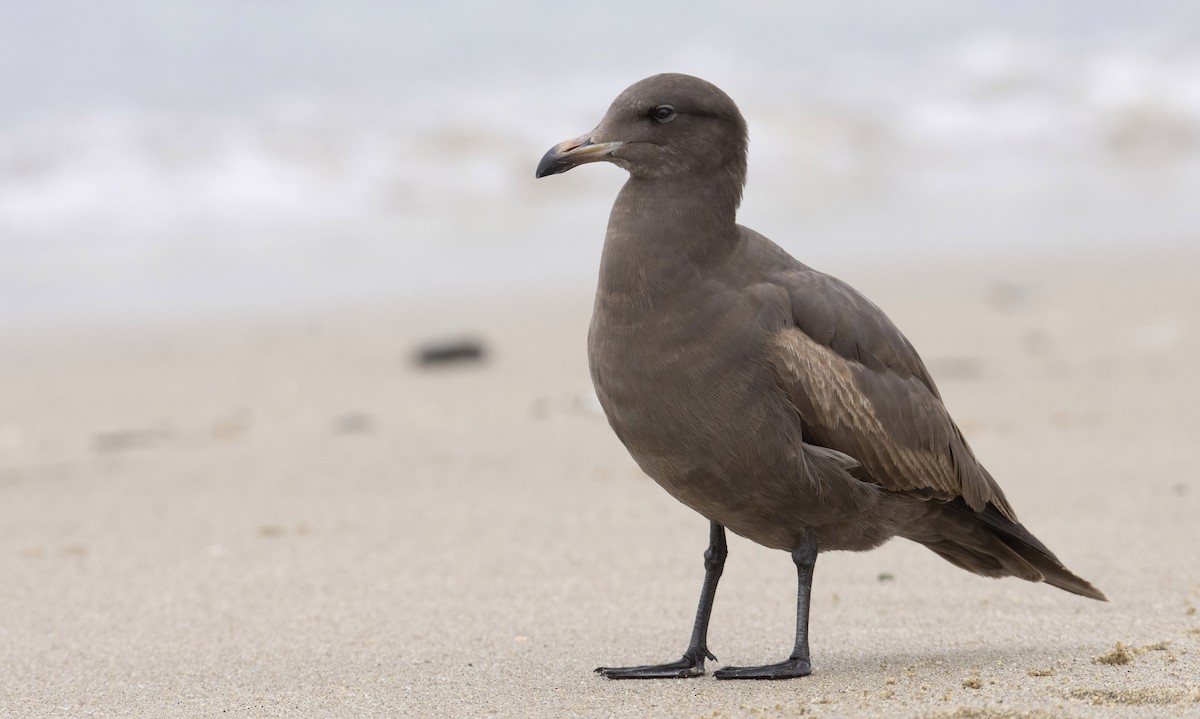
left=769, top=269, right=1014, bottom=519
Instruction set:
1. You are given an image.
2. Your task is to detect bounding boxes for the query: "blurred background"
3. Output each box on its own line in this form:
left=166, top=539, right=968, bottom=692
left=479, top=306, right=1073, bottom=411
left=2, top=0, right=1199, bottom=329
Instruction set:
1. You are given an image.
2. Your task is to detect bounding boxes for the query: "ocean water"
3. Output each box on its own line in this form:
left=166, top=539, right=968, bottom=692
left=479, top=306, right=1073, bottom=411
left=2, top=1, right=1199, bottom=327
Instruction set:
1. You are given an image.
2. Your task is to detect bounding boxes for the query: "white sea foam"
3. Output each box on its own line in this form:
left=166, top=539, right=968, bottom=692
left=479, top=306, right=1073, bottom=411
left=1, top=5, right=1198, bottom=326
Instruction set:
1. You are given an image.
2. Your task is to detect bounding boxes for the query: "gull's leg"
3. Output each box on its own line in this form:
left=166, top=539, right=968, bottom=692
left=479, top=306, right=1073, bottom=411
left=596, top=522, right=728, bottom=679
left=714, top=530, right=816, bottom=680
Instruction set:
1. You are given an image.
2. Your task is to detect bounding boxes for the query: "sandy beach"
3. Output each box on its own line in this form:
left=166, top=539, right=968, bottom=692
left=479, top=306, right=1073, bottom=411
left=1, top=248, right=1198, bottom=718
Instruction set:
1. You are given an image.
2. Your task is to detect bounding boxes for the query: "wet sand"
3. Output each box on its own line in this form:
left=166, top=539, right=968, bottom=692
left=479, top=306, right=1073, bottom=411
left=1, top=249, right=1198, bottom=718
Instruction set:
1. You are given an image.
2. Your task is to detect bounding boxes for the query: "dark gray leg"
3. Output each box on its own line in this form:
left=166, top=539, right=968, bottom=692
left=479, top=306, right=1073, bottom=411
left=596, top=522, right=728, bottom=679
left=714, top=531, right=816, bottom=680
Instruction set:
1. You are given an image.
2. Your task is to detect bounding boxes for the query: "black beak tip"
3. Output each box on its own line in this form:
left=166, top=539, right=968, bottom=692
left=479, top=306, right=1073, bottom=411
left=535, top=148, right=568, bottom=179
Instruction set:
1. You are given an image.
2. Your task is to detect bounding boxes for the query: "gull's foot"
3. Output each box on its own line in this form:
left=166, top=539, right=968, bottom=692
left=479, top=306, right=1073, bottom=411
left=713, top=656, right=811, bottom=680
left=595, top=648, right=715, bottom=679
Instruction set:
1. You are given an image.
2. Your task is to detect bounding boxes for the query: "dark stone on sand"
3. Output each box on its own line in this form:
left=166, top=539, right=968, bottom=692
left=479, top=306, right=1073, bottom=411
left=414, top=339, right=486, bottom=367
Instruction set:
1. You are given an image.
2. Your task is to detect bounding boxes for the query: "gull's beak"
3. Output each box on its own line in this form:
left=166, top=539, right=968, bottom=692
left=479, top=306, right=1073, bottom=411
left=534, top=134, right=624, bottom=178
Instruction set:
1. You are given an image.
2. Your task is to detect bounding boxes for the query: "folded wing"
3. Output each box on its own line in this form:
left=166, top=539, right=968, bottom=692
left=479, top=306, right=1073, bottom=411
left=769, top=269, right=1015, bottom=520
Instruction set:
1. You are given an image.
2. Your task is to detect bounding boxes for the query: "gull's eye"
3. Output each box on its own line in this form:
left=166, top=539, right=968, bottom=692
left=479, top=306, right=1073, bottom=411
left=650, top=105, right=676, bottom=123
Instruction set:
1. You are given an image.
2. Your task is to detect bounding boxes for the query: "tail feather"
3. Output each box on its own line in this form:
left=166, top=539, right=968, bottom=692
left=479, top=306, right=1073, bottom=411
left=908, top=499, right=1107, bottom=601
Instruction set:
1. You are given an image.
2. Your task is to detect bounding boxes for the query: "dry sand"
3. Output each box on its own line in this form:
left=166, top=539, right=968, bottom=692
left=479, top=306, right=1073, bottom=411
left=1, top=249, right=1198, bottom=718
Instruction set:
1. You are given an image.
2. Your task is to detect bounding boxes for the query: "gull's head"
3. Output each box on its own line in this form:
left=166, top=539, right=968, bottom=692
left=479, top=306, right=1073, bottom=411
left=535, top=73, right=748, bottom=184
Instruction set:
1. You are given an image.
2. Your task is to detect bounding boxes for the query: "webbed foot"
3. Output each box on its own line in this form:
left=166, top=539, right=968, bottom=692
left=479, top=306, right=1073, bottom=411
left=713, top=656, right=811, bottom=680
left=595, top=648, right=715, bottom=679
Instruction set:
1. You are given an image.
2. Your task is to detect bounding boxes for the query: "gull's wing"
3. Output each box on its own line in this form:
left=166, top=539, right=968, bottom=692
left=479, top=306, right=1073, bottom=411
left=768, top=268, right=1015, bottom=519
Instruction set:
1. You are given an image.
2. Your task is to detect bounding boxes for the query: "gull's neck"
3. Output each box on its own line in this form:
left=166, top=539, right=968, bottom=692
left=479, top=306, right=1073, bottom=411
left=596, top=174, right=743, bottom=306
